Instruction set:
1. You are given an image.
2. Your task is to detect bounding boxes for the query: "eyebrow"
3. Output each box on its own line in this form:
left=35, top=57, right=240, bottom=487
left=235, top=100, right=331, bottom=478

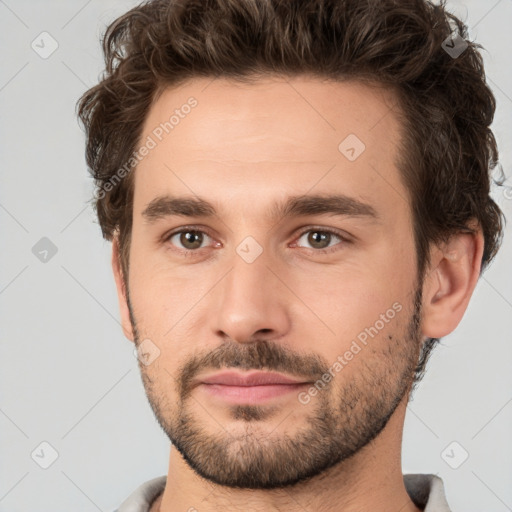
left=141, top=193, right=380, bottom=224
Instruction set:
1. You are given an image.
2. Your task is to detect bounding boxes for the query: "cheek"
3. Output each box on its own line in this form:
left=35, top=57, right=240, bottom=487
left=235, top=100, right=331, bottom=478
left=128, top=253, right=196, bottom=322
left=286, top=245, right=414, bottom=360
left=294, top=259, right=410, bottom=328
left=128, top=255, right=214, bottom=369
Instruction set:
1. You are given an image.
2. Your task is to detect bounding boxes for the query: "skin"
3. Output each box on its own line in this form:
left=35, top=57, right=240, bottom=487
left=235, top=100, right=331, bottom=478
left=111, top=76, right=484, bottom=512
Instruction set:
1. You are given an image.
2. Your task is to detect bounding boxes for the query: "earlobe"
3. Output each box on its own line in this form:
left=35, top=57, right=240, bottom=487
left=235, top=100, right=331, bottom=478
left=421, top=226, right=484, bottom=339
left=111, top=235, right=135, bottom=342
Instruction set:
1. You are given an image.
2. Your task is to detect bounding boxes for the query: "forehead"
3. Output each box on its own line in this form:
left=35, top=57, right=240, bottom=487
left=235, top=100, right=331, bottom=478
left=132, top=76, right=408, bottom=221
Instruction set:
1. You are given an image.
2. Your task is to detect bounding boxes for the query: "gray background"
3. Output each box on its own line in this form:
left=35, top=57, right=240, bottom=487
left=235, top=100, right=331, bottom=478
left=0, top=0, right=511, bottom=510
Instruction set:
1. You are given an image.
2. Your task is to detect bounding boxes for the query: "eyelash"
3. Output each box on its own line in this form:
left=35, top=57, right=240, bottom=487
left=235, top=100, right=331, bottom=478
left=163, top=225, right=350, bottom=257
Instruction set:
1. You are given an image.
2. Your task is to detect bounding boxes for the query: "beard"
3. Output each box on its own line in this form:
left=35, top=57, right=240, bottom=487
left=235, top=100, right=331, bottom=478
left=126, top=284, right=423, bottom=490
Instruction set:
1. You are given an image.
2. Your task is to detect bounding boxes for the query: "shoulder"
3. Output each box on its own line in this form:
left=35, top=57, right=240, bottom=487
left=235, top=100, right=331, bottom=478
left=403, top=473, right=452, bottom=512
left=114, top=475, right=167, bottom=512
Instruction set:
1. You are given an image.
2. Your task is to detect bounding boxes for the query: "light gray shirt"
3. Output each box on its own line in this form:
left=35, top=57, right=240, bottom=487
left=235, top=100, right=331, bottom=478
left=114, top=473, right=452, bottom=511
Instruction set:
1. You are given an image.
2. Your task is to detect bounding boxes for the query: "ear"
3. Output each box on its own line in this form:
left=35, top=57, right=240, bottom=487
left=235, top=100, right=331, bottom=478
left=112, top=234, right=135, bottom=342
left=421, top=223, right=484, bottom=339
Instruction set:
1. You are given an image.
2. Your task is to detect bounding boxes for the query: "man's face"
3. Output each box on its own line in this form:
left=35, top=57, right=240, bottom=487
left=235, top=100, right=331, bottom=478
left=122, top=76, right=424, bottom=488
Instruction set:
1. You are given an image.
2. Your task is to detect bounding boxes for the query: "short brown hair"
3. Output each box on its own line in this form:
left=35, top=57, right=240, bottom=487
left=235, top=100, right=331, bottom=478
left=77, top=0, right=504, bottom=377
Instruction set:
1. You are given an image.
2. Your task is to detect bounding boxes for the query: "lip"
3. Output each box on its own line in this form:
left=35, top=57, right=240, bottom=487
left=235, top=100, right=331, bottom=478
left=196, top=371, right=311, bottom=404
left=200, top=370, right=307, bottom=386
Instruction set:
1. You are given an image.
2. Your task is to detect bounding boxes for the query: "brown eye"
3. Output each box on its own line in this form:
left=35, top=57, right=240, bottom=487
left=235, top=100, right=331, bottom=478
left=307, top=231, right=331, bottom=249
left=295, top=229, right=345, bottom=252
left=168, top=230, right=209, bottom=250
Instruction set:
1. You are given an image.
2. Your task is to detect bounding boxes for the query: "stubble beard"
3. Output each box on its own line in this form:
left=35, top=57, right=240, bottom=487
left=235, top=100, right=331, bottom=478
left=127, top=286, right=423, bottom=490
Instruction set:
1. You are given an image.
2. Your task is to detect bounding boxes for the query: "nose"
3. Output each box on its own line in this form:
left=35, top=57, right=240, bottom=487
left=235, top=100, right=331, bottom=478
left=211, top=246, right=291, bottom=344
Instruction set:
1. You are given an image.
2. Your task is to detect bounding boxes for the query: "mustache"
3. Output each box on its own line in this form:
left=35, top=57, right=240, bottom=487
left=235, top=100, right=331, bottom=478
left=177, top=340, right=330, bottom=399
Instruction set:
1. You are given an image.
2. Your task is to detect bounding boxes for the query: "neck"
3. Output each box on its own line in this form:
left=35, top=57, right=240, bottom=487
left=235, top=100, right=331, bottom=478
left=154, top=398, right=421, bottom=512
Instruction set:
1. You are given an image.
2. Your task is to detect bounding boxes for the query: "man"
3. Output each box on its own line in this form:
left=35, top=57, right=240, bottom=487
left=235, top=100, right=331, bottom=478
left=77, top=0, right=504, bottom=510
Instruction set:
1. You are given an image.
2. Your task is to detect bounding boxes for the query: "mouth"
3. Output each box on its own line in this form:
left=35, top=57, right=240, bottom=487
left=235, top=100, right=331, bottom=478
left=195, top=370, right=311, bottom=404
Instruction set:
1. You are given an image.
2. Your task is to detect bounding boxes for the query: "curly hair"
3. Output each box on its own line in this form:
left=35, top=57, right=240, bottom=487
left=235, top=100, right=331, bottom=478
left=77, top=0, right=504, bottom=379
